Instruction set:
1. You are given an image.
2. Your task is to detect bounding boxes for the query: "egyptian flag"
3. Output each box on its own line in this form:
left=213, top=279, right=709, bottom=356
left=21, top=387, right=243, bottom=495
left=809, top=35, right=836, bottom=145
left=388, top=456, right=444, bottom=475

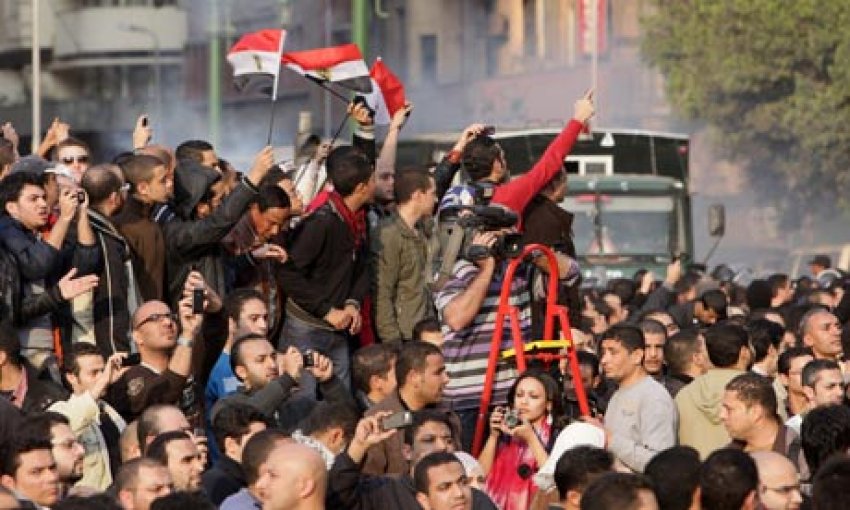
left=227, top=29, right=286, bottom=97
left=363, top=58, right=406, bottom=125
left=282, top=43, right=372, bottom=93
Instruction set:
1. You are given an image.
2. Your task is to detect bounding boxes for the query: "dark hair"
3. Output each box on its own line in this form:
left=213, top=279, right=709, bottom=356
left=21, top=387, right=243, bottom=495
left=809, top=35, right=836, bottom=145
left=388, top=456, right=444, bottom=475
left=506, top=370, right=564, bottom=428
left=725, top=373, right=778, bottom=420
left=638, top=319, right=668, bottom=340
left=146, top=430, right=191, bottom=465
left=576, top=350, right=600, bottom=379
left=412, top=318, right=441, bottom=342
left=644, top=446, right=701, bottom=510
left=0, top=327, right=23, bottom=367
left=801, top=404, right=850, bottom=474
left=175, top=140, right=214, bottom=164
left=223, top=288, right=265, bottom=324
left=0, top=436, right=53, bottom=477
left=0, top=138, right=14, bottom=170
left=461, top=135, right=501, bottom=181
left=81, top=164, right=124, bottom=205
left=352, top=344, right=396, bottom=394
left=114, top=457, right=166, bottom=492
left=63, top=342, right=105, bottom=377
left=211, top=403, right=269, bottom=453
left=229, top=333, right=269, bottom=381
left=396, top=341, right=442, bottom=389
left=747, top=318, right=784, bottom=363
left=777, top=346, right=813, bottom=376
left=242, top=429, right=290, bottom=486
left=19, top=412, right=70, bottom=443
left=813, top=456, right=850, bottom=510
left=704, top=323, right=749, bottom=368
left=256, top=184, right=291, bottom=212
left=601, top=324, right=645, bottom=353
left=0, top=171, right=45, bottom=212
left=120, top=154, right=164, bottom=187
left=701, top=289, right=729, bottom=321
left=745, top=280, right=773, bottom=311
left=299, top=401, right=359, bottom=442
left=554, top=445, right=613, bottom=499
left=393, top=166, right=432, bottom=204
left=699, top=448, right=758, bottom=510
left=802, top=358, right=841, bottom=388
left=53, top=494, right=122, bottom=510
left=413, top=451, right=463, bottom=494
left=403, top=409, right=454, bottom=446
left=580, top=472, right=655, bottom=510
left=664, top=329, right=701, bottom=376
left=150, top=492, right=216, bottom=510
left=607, top=279, right=637, bottom=306
left=767, top=273, right=789, bottom=298
left=326, top=146, right=373, bottom=197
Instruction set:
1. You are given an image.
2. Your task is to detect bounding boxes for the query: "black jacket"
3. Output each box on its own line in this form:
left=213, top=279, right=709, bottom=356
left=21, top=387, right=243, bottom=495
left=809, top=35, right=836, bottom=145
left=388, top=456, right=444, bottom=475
left=0, top=215, right=100, bottom=333
left=328, top=452, right=498, bottom=510
left=202, top=455, right=246, bottom=506
left=279, top=202, right=370, bottom=324
left=163, top=161, right=259, bottom=307
left=89, top=210, right=134, bottom=354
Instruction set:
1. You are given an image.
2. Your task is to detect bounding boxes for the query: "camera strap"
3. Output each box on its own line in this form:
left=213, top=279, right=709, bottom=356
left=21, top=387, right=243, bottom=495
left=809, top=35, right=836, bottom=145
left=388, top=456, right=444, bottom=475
left=433, top=223, right=466, bottom=291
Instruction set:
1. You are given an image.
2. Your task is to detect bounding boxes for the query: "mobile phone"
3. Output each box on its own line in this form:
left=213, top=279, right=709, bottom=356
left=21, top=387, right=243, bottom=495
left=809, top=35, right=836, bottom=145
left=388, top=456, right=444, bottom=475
left=121, top=353, right=141, bottom=368
left=381, top=411, right=413, bottom=431
left=482, top=125, right=496, bottom=136
left=141, top=115, right=149, bottom=128
left=77, top=190, right=86, bottom=203
left=192, top=288, right=204, bottom=314
left=302, top=349, right=315, bottom=368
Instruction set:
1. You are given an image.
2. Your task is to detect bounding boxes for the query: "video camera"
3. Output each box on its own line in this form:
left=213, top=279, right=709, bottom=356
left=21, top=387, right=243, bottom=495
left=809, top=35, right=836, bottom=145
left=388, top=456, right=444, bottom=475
left=457, top=205, right=524, bottom=261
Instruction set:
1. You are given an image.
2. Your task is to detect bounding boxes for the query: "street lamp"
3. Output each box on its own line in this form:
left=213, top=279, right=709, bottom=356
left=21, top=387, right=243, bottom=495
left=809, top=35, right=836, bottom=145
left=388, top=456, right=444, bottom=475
left=119, top=23, right=162, bottom=130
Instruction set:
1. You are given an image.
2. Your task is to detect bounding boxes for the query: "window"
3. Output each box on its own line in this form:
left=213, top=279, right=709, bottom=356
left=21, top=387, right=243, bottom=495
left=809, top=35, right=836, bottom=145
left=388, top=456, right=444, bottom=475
left=420, top=34, right=437, bottom=82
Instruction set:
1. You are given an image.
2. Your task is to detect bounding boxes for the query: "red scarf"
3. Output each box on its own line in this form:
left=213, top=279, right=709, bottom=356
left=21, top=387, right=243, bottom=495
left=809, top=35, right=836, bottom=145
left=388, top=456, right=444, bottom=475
left=485, top=419, right=551, bottom=510
left=327, top=191, right=366, bottom=250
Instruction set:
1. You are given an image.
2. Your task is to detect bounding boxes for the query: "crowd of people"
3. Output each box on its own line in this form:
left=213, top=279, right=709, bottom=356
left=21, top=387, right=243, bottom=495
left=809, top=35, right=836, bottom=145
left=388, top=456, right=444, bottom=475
left=0, top=89, right=847, bottom=510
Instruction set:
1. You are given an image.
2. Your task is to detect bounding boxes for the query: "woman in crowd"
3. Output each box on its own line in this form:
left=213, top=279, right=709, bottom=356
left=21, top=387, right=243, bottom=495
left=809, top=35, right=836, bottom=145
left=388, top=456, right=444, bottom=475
left=478, top=370, right=565, bottom=510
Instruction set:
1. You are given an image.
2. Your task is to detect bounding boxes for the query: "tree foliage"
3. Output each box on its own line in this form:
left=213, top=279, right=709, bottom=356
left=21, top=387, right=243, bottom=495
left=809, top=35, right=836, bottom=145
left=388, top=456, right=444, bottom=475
left=641, top=0, right=850, bottom=223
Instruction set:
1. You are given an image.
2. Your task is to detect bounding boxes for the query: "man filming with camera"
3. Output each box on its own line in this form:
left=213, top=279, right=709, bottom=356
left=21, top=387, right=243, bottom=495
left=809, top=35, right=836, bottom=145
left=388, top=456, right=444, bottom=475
left=435, top=206, right=578, bottom=451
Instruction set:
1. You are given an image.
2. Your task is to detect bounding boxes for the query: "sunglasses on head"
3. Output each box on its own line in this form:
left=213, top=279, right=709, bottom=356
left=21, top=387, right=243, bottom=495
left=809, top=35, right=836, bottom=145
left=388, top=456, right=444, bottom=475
left=61, top=155, right=89, bottom=164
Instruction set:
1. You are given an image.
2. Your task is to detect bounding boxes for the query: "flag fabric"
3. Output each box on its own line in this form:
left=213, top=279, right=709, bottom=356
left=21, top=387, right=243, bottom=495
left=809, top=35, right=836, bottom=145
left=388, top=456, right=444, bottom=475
left=364, top=58, right=406, bottom=125
left=282, top=43, right=372, bottom=93
left=227, top=29, right=286, bottom=97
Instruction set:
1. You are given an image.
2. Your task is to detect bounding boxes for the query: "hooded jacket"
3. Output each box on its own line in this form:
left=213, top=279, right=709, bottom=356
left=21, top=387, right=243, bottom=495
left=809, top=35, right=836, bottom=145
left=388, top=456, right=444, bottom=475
left=674, top=367, right=745, bottom=458
left=162, top=160, right=259, bottom=307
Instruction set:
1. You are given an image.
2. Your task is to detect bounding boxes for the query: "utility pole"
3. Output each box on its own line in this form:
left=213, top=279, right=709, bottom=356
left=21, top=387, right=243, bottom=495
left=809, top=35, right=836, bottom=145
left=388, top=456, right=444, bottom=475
left=31, top=0, right=41, bottom=152
left=208, top=0, right=221, bottom=148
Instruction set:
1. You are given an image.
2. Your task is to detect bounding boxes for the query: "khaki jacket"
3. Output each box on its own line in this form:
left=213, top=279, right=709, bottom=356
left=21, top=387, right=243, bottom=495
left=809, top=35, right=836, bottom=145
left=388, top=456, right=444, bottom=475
left=371, top=213, right=434, bottom=342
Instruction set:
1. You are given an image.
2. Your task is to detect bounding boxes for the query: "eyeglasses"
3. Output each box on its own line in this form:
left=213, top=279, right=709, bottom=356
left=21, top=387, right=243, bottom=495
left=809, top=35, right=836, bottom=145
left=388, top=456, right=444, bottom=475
left=61, top=155, right=89, bottom=165
left=136, top=313, right=177, bottom=328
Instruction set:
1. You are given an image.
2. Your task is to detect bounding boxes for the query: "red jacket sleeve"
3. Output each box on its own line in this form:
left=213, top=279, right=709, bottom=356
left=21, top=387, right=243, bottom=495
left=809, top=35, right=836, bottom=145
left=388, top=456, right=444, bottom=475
left=491, top=119, right=584, bottom=225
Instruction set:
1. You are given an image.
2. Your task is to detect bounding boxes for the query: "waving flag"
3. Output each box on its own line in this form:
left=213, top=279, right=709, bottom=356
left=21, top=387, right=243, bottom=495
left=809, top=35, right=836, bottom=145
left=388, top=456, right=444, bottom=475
left=283, top=43, right=372, bottom=93
left=227, top=29, right=287, bottom=97
left=364, top=58, right=406, bottom=125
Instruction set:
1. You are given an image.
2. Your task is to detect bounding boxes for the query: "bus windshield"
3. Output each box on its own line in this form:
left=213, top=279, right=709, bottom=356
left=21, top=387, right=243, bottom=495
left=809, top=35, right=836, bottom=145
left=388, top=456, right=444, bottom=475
left=562, top=195, right=674, bottom=257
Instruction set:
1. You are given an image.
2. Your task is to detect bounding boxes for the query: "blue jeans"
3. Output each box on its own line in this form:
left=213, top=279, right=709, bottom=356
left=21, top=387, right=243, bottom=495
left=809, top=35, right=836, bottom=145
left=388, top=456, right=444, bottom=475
left=279, top=313, right=352, bottom=397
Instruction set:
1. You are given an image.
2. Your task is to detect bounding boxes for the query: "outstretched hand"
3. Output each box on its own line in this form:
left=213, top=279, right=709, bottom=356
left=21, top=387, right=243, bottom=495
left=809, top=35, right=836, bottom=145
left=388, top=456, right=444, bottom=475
left=573, top=89, right=595, bottom=124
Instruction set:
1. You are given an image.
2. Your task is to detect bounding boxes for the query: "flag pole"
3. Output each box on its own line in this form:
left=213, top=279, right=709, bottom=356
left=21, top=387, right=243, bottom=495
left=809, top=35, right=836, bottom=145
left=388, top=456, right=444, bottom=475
left=330, top=111, right=352, bottom=145
left=267, top=29, right=286, bottom=146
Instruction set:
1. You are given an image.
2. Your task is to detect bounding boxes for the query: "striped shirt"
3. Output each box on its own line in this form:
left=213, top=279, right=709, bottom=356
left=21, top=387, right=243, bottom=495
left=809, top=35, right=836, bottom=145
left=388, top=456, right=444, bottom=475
left=435, top=259, right=531, bottom=412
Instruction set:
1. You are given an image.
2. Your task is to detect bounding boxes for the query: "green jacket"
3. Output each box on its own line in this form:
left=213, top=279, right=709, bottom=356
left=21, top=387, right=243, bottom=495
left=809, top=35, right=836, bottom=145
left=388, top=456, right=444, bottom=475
left=371, top=213, right=434, bottom=342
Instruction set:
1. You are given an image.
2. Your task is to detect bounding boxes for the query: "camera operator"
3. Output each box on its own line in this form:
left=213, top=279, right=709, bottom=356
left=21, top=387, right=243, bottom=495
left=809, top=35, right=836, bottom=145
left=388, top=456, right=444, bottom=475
left=435, top=207, right=577, bottom=451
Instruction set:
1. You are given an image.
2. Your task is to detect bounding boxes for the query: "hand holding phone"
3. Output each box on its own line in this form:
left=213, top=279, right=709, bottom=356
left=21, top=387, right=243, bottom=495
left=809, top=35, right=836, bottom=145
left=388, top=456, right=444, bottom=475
left=380, top=411, right=413, bottom=431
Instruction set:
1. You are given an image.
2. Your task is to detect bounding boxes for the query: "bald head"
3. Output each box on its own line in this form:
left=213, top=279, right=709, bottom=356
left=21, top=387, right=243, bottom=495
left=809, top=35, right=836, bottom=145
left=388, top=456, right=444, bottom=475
left=133, top=300, right=171, bottom=329
left=751, top=451, right=802, bottom=510
left=258, top=443, right=327, bottom=510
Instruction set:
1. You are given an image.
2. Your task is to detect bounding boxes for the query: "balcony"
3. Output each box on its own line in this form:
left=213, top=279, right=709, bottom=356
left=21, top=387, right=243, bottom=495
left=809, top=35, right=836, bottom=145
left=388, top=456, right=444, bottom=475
left=52, top=6, right=187, bottom=69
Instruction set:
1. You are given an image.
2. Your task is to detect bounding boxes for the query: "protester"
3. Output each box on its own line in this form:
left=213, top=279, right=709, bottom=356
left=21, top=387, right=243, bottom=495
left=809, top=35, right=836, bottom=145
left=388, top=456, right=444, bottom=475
left=478, top=371, right=563, bottom=510
left=254, top=442, right=327, bottom=510
left=579, top=472, right=658, bottom=510
left=146, top=431, right=204, bottom=493
left=751, top=451, right=804, bottom=510
left=0, top=436, right=61, bottom=509
left=643, top=446, right=701, bottom=510
left=699, top=449, right=759, bottom=510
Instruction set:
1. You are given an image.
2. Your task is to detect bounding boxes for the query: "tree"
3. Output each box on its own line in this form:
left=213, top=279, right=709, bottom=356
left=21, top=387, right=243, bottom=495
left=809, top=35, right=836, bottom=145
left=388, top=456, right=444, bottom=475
left=641, top=0, right=850, bottom=224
